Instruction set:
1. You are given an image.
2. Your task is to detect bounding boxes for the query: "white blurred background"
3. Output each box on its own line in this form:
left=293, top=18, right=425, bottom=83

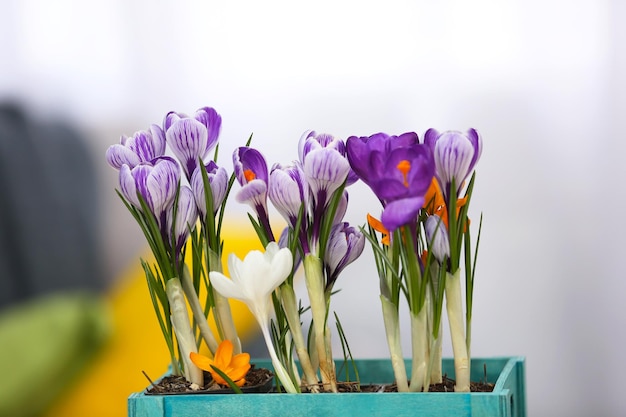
left=2, top=0, right=625, bottom=416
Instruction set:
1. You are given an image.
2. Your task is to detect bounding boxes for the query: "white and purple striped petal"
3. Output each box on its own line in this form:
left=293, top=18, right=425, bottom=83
left=193, top=107, right=222, bottom=152
left=303, top=148, right=350, bottom=210
left=425, top=128, right=482, bottom=201
left=119, top=157, right=180, bottom=225
left=165, top=118, right=209, bottom=179
left=324, top=222, right=365, bottom=288
left=268, top=162, right=307, bottom=227
left=167, top=185, right=198, bottom=253
left=424, top=214, right=450, bottom=263
left=298, top=130, right=346, bottom=164
left=105, top=124, right=166, bottom=169
left=190, top=161, right=229, bottom=218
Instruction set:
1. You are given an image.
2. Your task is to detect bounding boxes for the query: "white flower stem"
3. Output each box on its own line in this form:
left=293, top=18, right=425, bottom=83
left=281, top=284, right=320, bottom=391
left=180, top=267, right=219, bottom=355
left=445, top=269, right=470, bottom=392
left=380, top=295, right=409, bottom=392
left=208, top=249, right=242, bottom=354
left=258, top=319, right=298, bottom=393
left=303, top=254, right=337, bottom=392
left=166, top=278, right=203, bottom=387
left=408, top=308, right=429, bottom=392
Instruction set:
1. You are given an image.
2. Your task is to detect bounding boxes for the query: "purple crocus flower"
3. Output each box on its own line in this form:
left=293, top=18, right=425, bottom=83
left=299, top=130, right=358, bottom=186
left=268, top=162, right=308, bottom=228
left=105, top=124, right=166, bottom=169
left=424, top=214, right=450, bottom=263
left=164, top=107, right=222, bottom=179
left=119, top=157, right=181, bottom=229
left=167, top=185, right=198, bottom=255
left=302, top=147, right=351, bottom=212
left=324, top=222, right=365, bottom=289
left=424, top=128, right=482, bottom=202
left=233, top=146, right=274, bottom=241
left=190, top=161, right=229, bottom=219
left=346, top=132, right=435, bottom=231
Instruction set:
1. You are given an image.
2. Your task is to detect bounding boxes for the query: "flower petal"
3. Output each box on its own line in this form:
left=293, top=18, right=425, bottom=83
left=214, top=339, right=234, bottom=369
left=209, top=271, right=244, bottom=301
left=381, top=196, right=424, bottom=231
left=166, top=118, right=209, bottom=178
left=189, top=351, right=214, bottom=372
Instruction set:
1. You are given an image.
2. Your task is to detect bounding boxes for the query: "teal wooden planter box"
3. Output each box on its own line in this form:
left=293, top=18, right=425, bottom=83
left=128, top=356, right=526, bottom=417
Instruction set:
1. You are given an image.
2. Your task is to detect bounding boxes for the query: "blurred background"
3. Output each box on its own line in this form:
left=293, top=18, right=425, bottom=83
left=1, top=0, right=624, bottom=416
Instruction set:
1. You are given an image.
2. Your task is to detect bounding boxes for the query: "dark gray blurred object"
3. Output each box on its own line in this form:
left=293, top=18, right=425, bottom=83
left=0, top=102, right=104, bottom=309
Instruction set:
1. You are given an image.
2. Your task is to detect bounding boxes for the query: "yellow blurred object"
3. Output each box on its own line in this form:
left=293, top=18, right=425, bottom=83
left=43, top=222, right=269, bottom=417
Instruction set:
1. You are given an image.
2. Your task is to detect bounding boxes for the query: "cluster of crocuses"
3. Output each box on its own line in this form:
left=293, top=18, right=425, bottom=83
left=106, top=105, right=482, bottom=394
left=346, top=129, right=482, bottom=392
left=231, top=131, right=366, bottom=393
left=106, top=107, right=246, bottom=388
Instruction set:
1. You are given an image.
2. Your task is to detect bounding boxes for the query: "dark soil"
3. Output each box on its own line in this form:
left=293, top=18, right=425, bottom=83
left=146, top=367, right=494, bottom=394
left=356, top=374, right=494, bottom=393
left=145, top=365, right=274, bottom=394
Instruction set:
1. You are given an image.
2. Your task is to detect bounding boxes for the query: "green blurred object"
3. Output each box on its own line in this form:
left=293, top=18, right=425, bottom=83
left=0, top=293, right=111, bottom=417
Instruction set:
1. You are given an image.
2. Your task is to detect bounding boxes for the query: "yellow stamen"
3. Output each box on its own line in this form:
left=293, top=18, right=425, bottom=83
left=396, top=160, right=411, bottom=187
left=244, top=169, right=256, bottom=182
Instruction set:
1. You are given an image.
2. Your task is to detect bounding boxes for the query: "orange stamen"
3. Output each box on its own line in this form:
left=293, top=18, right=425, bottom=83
left=422, top=177, right=470, bottom=230
left=367, top=213, right=390, bottom=245
left=396, top=160, right=411, bottom=187
left=243, top=169, right=256, bottom=182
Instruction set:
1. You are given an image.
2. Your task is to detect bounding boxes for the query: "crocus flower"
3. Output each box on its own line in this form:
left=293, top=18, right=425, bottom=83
left=190, top=340, right=251, bottom=387
left=119, top=157, right=180, bottom=228
left=299, top=130, right=358, bottom=186
left=302, top=147, right=350, bottom=212
left=167, top=185, right=198, bottom=255
left=324, top=222, right=365, bottom=289
left=190, top=161, right=229, bottom=219
left=164, top=107, right=222, bottom=179
left=105, top=124, right=166, bottom=169
left=209, top=242, right=297, bottom=393
left=424, top=128, right=482, bottom=202
left=346, top=132, right=434, bottom=231
left=424, top=214, right=450, bottom=263
left=233, top=147, right=273, bottom=240
left=268, top=162, right=308, bottom=228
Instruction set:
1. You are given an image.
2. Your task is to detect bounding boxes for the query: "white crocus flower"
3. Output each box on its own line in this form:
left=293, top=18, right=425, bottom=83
left=209, top=242, right=298, bottom=393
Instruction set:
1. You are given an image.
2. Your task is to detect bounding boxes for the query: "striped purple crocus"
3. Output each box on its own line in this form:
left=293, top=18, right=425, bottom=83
left=346, top=132, right=434, bottom=232
left=164, top=107, right=222, bottom=180
left=190, top=161, right=229, bottom=219
left=105, top=124, right=166, bottom=169
left=167, top=185, right=198, bottom=257
left=424, top=128, right=482, bottom=202
left=119, top=156, right=181, bottom=231
left=324, top=222, right=365, bottom=290
left=268, top=162, right=308, bottom=229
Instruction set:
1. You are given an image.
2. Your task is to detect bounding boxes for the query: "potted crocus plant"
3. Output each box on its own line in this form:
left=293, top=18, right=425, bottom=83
left=109, top=106, right=526, bottom=417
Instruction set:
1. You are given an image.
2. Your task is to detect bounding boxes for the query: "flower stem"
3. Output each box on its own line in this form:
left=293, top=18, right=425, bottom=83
left=180, top=267, right=219, bottom=354
left=408, top=308, right=429, bottom=392
left=380, top=295, right=409, bottom=392
left=258, top=319, right=298, bottom=393
left=281, top=284, right=320, bottom=391
left=208, top=249, right=242, bottom=354
left=303, top=254, right=337, bottom=392
left=166, top=278, right=203, bottom=387
left=445, top=269, right=470, bottom=392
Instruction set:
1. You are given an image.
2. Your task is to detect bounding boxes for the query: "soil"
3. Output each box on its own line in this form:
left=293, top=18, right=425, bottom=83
left=146, top=367, right=494, bottom=394
left=145, top=365, right=274, bottom=394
